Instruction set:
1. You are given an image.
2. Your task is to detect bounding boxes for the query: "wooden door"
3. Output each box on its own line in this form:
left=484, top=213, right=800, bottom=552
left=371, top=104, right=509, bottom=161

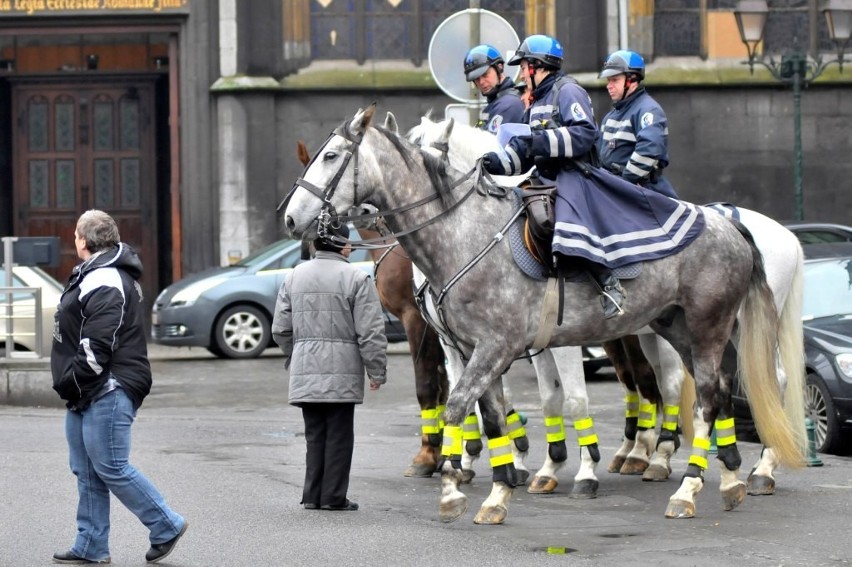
left=12, top=81, right=158, bottom=311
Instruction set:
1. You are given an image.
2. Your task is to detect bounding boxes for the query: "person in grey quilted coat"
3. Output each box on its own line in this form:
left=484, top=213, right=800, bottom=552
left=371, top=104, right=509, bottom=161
left=272, top=224, right=387, bottom=512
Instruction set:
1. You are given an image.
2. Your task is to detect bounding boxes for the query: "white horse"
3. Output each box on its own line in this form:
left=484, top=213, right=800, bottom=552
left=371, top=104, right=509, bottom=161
left=410, top=114, right=807, bottom=496
left=283, top=105, right=804, bottom=524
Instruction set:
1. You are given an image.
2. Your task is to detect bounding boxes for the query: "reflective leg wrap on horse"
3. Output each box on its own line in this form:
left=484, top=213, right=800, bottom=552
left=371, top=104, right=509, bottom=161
left=637, top=402, right=657, bottom=431
left=574, top=417, right=600, bottom=462
left=421, top=407, right=441, bottom=448
left=462, top=413, right=483, bottom=456
left=506, top=410, right=529, bottom=453
left=714, top=418, right=742, bottom=471
left=658, top=404, right=681, bottom=452
left=544, top=415, right=568, bottom=462
left=488, top=436, right=519, bottom=487
left=441, top=425, right=464, bottom=470
left=656, top=427, right=681, bottom=453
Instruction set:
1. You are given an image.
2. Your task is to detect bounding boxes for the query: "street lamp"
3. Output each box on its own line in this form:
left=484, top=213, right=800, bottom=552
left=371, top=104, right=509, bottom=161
left=734, top=0, right=852, bottom=220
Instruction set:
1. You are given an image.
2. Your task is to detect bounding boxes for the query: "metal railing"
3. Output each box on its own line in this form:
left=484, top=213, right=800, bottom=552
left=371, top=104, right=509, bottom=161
left=1, top=286, right=44, bottom=359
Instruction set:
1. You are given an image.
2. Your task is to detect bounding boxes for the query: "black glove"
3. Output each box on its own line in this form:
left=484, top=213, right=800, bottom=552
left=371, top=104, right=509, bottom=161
left=508, top=135, right=533, bottom=161
left=482, top=152, right=505, bottom=175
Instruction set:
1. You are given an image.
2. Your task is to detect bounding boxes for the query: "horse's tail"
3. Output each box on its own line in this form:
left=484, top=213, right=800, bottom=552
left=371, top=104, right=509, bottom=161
left=777, top=241, right=807, bottom=456
left=736, top=228, right=805, bottom=468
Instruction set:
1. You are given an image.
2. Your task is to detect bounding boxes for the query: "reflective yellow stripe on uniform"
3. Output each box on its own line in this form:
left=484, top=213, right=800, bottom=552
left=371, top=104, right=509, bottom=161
left=420, top=408, right=439, bottom=435
left=487, top=435, right=514, bottom=467
left=506, top=412, right=527, bottom=440
left=436, top=404, right=446, bottom=430
left=544, top=415, right=566, bottom=443
left=441, top=425, right=463, bottom=457
left=638, top=402, right=657, bottom=429
left=573, top=416, right=598, bottom=446
left=462, top=413, right=481, bottom=440
left=624, top=392, right=640, bottom=418
left=662, top=404, right=679, bottom=432
left=689, top=436, right=711, bottom=469
left=714, top=417, right=737, bottom=447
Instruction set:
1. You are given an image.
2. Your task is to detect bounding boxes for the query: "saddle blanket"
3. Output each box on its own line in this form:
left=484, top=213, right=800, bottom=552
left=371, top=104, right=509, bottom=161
left=552, top=166, right=706, bottom=269
left=509, top=190, right=641, bottom=282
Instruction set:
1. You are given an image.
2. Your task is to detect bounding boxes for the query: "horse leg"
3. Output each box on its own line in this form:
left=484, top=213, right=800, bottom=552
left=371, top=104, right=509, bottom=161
left=638, top=334, right=685, bottom=482
left=618, top=335, right=659, bottom=475
left=527, top=348, right=568, bottom=494
left=440, top=347, right=518, bottom=523
left=603, top=339, right=638, bottom=473
left=403, top=315, right=447, bottom=477
left=474, top=377, right=517, bottom=525
left=501, top=378, right=531, bottom=486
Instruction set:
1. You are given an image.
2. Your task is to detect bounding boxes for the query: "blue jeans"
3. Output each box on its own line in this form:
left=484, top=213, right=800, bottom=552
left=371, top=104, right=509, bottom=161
left=65, top=388, right=184, bottom=561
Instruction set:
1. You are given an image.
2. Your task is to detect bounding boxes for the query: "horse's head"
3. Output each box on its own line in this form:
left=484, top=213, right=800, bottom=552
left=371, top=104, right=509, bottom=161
left=284, top=104, right=377, bottom=239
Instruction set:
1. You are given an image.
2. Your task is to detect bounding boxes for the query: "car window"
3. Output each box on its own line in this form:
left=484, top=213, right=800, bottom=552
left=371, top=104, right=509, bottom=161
left=802, top=259, right=852, bottom=319
left=795, top=230, right=850, bottom=245
left=0, top=268, right=33, bottom=302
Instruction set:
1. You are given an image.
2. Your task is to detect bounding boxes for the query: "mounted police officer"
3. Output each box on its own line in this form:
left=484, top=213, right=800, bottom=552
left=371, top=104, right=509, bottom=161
left=480, top=34, right=626, bottom=319
left=463, top=44, right=525, bottom=133
left=597, top=50, right=678, bottom=198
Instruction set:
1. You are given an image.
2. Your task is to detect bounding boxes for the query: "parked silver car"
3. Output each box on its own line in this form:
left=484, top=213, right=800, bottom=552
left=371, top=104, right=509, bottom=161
left=151, top=236, right=405, bottom=359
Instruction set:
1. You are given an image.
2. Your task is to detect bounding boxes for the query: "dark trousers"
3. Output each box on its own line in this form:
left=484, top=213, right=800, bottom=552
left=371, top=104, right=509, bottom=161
left=301, top=402, right=355, bottom=508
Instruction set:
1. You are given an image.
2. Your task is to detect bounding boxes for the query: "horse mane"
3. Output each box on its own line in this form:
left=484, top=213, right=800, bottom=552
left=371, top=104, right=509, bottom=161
left=372, top=124, right=455, bottom=211
left=408, top=116, right=500, bottom=173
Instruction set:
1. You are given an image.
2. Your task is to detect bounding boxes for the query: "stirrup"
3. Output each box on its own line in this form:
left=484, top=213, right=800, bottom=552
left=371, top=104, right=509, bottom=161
left=599, top=286, right=625, bottom=319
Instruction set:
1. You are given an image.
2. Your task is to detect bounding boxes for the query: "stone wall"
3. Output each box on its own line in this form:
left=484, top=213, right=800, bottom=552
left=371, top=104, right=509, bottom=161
left=275, top=83, right=852, bottom=228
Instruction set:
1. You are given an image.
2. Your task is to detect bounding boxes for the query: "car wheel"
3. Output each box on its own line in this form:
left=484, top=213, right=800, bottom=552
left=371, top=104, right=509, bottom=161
left=213, top=305, right=270, bottom=359
left=805, top=373, right=840, bottom=454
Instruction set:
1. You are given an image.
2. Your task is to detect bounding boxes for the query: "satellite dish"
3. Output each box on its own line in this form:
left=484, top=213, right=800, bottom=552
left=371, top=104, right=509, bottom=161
left=428, top=9, right=521, bottom=104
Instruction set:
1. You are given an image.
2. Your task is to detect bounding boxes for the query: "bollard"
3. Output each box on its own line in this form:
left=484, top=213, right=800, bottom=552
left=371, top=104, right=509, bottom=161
left=805, top=417, right=824, bottom=467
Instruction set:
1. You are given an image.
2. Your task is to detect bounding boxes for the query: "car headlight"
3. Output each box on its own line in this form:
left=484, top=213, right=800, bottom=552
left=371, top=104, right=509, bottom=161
left=835, top=353, right=852, bottom=378
left=168, top=277, right=228, bottom=307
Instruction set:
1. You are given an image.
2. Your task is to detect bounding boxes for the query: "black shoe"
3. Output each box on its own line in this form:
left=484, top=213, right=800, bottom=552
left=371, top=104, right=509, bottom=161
left=145, top=521, right=188, bottom=564
left=320, top=499, right=359, bottom=511
left=52, top=550, right=111, bottom=564
left=599, top=277, right=625, bottom=319
left=303, top=503, right=319, bottom=510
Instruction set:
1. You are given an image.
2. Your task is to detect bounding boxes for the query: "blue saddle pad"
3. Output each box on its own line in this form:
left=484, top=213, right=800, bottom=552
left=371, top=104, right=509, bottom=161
left=508, top=190, right=641, bottom=282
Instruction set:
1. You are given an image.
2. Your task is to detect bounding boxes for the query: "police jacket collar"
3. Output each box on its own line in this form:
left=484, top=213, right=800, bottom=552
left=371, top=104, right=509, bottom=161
left=314, top=250, right=349, bottom=263
left=613, top=86, right=647, bottom=110
left=531, top=72, right=562, bottom=102
left=486, top=78, right=518, bottom=103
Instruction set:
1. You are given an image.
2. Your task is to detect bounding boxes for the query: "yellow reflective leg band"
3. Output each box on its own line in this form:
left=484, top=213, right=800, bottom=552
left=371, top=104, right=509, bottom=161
left=436, top=404, right=446, bottom=430
left=662, top=404, right=679, bottom=432
left=544, top=415, right=566, bottom=443
left=689, top=436, right=711, bottom=469
left=462, top=413, right=481, bottom=441
left=441, top=425, right=463, bottom=457
left=637, top=402, right=657, bottom=429
left=488, top=435, right=515, bottom=468
left=573, top=416, right=598, bottom=446
left=624, top=392, right=640, bottom=418
left=506, top=412, right=527, bottom=440
left=420, top=408, right=439, bottom=435
left=714, top=417, right=737, bottom=447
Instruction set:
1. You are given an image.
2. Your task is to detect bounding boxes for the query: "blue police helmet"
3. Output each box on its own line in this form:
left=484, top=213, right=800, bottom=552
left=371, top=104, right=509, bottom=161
left=463, top=44, right=504, bottom=81
left=507, top=35, right=563, bottom=69
left=599, top=50, right=645, bottom=80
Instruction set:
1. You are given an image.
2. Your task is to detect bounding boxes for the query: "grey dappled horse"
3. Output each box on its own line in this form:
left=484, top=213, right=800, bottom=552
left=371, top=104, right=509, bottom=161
left=283, top=105, right=804, bottom=524
left=410, top=115, right=807, bottom=497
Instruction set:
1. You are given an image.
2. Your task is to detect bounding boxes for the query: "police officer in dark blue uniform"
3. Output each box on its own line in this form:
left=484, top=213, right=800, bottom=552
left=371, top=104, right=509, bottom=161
left=463, top=44, right=525, bottom=133
left=481, top=34, right=626, bottom=318
left=597, top=50, right=678, bottom=198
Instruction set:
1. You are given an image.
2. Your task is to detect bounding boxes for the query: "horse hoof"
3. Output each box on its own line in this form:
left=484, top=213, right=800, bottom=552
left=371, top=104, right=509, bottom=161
left=619, top=457, right=650, bottom=475
left=722, top=482, right=747, bottom=511
left=527, top=476, right=558, bottom=494
left=473, top=504, right=507, bottom=525
left=665, top=499, right=695, bottom=519
left=460, top=469, right=476, bottom=484
left=439, top=494, right=469, bottom=523
left=569, top=479, right=599, bottom=499
left=607, top=456, right=626, bottom=473
left=642, top=463, right=672, bottom=482
left=747, top=474, right=776, bottom=496
left=515, top=469, right=530, bottom=486
left=404, top=462, right=436, bottom=478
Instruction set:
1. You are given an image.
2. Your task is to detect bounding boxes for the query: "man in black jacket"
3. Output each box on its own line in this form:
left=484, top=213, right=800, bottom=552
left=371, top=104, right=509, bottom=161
left=51, top=210, right=188, bottom=565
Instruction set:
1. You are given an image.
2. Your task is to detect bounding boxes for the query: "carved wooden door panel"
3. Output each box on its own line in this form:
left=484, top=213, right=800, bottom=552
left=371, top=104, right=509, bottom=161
left=12, top=81, right=157, bottom=311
